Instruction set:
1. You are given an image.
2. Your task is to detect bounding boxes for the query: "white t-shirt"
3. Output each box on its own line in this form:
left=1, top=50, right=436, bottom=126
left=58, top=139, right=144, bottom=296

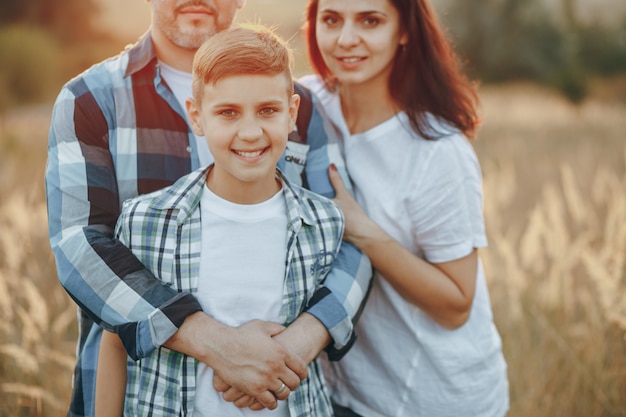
left=193, top=184, right=289, bottom=417
left=300, top=75, right=509, bottom=417
left=159, top=61, right=214, bottom=167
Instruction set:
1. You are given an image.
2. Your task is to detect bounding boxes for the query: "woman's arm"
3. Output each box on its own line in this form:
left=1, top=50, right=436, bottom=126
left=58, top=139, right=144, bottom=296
left=95, top=331, right=127, bottom=417
left=328, top=166, right=477, bottom=329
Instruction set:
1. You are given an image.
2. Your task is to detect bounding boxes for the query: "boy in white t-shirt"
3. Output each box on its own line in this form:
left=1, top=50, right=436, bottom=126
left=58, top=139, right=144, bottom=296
left=94, top=24, right=344, bottom=417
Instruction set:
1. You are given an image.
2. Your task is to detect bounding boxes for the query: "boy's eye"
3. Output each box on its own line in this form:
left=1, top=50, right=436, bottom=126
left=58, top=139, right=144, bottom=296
left=218, top=109, right=238, bottom=118
left=259, top=107, right=277, bottom=116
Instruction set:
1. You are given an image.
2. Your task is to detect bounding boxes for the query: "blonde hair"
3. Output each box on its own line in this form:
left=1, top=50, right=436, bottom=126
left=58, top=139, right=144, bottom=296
left=191, top=24, right=294, bottom=105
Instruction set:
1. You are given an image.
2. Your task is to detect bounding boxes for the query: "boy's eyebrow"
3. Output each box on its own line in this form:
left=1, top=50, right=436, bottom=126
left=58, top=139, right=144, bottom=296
left=258, top=99, right=286, bottom=106
left=211, top=98, right=286, bottom=108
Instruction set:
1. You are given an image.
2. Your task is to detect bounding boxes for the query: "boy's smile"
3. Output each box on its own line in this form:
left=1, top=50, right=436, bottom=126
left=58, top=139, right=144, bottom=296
left=187, top=73, right=300, bottom=204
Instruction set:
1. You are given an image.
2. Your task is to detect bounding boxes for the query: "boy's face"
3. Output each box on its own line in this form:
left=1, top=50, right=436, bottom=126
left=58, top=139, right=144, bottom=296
left=187, top=73, right=299, bottom=204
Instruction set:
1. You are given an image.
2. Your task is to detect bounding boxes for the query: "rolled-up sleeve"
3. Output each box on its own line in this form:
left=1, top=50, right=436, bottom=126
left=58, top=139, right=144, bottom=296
left=46, top=81, right=201, bottom=361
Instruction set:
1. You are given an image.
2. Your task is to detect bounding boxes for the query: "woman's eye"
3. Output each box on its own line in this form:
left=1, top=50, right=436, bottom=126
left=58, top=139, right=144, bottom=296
left=363, top=17, right=380, bottom=27
left=321, top=15, right=339, bottom=26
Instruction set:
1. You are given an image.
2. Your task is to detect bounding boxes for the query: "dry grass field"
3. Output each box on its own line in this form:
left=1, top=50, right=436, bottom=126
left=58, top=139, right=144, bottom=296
left=1, top=78, right=625, bottom=416
left=2, top=1, right=626, bottom=414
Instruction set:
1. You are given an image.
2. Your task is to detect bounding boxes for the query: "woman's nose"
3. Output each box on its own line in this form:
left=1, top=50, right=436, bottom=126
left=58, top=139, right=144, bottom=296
left=337, top=22, right=360, bottom=48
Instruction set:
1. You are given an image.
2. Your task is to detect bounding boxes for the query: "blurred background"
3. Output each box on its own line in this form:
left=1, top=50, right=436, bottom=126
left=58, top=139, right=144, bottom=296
left=0, top=0, right=625, bottom=416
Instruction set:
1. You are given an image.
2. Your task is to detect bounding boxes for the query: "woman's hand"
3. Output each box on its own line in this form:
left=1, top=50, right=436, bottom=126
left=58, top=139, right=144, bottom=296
left=328, top=165, right=476, bottom=328
left=328, top=165, right=387, bottom=246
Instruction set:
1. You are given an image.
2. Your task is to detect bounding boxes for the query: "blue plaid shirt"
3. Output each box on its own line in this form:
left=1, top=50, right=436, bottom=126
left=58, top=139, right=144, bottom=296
left=45, top=33, right=371, bottom=417
left=118, top=167, right=339, bottom=417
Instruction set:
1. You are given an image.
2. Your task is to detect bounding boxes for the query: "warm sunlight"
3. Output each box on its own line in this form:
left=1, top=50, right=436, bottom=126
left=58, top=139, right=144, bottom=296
left=2, top=1, right=626, bottom=416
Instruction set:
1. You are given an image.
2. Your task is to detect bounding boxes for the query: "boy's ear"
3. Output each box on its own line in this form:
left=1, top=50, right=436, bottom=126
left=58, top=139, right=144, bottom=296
left=289, top=93, right=301, bottom=132
left=186, top=98, right=204, bottom=136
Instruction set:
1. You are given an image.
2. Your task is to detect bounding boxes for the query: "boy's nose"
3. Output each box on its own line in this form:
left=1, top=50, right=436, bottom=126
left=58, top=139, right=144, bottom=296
left=238, top=118, right=263, bottom=141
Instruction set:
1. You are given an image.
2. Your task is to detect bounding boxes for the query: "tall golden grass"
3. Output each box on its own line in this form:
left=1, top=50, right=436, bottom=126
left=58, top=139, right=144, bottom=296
left=476, top=80, right=626, bottom=417
left=0, top=80, right=625, bottom=416
left=0, top=107, right=76, bottom=416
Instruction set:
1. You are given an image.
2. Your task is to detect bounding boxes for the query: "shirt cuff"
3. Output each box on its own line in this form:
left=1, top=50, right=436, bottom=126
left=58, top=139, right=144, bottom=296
left=119, top=292, right=203, bottom=360
left=305, top=287, right=355, bottom=361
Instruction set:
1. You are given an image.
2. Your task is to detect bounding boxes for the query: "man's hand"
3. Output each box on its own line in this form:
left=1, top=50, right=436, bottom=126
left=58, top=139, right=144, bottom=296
left=210, top=320, right=308, bottom=410
left=214, top=312, right=331, bottom=410
left=165, top=312, right=307, bottom=410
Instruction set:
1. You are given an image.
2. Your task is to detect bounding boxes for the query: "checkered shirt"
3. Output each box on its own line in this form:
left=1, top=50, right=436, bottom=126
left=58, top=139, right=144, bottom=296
left=45, top=32, right=371, bottom=417
left=117, top=167, right=339, bottom=416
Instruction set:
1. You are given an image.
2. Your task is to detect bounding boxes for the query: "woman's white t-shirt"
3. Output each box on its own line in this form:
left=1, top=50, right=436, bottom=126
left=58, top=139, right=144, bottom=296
left=300, top=75, right=509, bottom=417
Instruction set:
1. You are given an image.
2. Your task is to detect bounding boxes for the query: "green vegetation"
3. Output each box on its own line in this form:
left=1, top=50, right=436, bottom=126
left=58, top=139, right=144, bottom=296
left=0, top=26, right=60, bottom=113
left=0, top=0, right=117, bottom=115
left=442, top=0, right=626, bottom=102
left=1, top=0, right=626, bottom=112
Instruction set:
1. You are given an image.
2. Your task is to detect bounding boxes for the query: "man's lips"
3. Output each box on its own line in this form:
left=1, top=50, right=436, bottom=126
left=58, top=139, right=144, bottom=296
left=177, top=4, right=214, bottom=16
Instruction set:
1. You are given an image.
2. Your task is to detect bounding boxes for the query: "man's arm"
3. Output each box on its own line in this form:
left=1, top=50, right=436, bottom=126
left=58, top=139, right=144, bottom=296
left=166, top=312, right=307, bottom=410
left=276, top=82, right=372, bottom=360
left=45, top=84, right=202, bottom=360
left=297, top=86, right=373, bottom=360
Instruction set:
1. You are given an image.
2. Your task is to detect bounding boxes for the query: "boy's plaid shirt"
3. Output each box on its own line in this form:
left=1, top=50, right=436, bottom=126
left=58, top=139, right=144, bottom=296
left=117, top=167, right=340, bottom=417
left=45, top=32, right=371, bottom=417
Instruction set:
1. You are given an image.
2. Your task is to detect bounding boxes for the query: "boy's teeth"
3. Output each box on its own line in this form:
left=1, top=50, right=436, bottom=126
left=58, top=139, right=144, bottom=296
left=237, top=150, right=262, bottom=157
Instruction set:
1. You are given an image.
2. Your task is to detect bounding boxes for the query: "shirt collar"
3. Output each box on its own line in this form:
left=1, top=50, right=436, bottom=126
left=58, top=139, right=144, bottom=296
left=149, top=166, right=317, bottom=227
left=278, top=170, right=317, bottom=228
left=124, top=31, right=158, bottom=78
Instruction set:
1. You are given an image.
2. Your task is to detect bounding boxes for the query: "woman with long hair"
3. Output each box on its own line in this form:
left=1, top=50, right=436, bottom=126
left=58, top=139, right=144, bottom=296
left=300, top=0, right=509, bottom=416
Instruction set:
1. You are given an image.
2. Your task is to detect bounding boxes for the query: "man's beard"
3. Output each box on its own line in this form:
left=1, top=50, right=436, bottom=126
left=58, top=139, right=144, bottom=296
left=167, top=26, right=215, bottom=50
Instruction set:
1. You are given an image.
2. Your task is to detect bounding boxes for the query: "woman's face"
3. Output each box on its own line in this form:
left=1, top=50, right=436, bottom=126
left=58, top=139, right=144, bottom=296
left=315, top=0, right=407, bottom=89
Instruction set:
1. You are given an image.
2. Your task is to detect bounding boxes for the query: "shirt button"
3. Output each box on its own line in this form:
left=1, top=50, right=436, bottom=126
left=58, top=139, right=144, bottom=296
left=186, top=146, right=192, bottom=153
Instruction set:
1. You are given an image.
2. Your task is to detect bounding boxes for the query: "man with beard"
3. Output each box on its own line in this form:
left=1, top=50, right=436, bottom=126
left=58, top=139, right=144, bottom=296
left=45, top=1, right=371, bottom=416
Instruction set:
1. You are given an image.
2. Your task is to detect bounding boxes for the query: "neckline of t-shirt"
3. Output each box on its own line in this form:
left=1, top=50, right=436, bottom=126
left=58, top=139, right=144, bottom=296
left=158, top=60, right=192, bottom=81
left=345, top=112, right=409, bottom=141
left=201, top=183, right=286, bottom=222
